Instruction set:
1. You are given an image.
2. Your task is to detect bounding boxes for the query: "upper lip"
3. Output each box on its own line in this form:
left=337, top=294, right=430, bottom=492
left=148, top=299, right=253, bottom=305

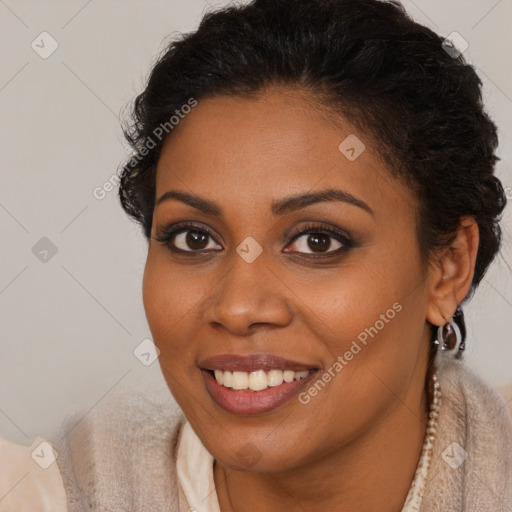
left=199, top=353, right=318, bottom=372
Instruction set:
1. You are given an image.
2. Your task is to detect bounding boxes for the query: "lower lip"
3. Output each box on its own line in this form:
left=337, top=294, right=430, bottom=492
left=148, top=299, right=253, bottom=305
left=201, top=369, right=318, bottom=415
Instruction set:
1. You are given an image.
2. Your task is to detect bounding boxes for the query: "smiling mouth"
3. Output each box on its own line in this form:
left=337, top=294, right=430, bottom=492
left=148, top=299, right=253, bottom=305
left=199, top=352, right=319, bottom=414
left=201, top=367, right=319, bottom=415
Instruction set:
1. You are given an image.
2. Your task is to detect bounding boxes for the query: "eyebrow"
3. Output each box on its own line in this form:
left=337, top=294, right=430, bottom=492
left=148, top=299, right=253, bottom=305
left=155, top=187, right=374, bottom=216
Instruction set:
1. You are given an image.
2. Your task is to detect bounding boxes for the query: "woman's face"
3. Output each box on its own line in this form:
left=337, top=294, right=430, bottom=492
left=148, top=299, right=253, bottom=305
left=143, top=87, right=433, bottom=472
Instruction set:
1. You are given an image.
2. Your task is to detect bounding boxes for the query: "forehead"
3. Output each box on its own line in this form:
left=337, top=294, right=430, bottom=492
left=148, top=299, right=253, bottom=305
left=155, top=88, right=414, bottom=219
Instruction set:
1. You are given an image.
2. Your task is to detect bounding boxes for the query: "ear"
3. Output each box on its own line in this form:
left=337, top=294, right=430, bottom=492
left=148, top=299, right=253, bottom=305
left=426, top=216, right=479, bottom=326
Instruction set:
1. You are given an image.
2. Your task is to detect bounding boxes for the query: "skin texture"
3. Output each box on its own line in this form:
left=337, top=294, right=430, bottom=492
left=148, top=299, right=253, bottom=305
left=142, top=86, right=479, bottom=512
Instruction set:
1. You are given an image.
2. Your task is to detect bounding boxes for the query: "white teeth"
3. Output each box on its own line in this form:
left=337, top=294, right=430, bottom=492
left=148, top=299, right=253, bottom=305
left=210, top=369, right=311, bottom=391
left=232, top=371, right=249, bottom=390
left=222, top=371, right=233, bottom=388
left=214, top=370, right=224, bottom=385
left=283, top=370, right=295, bottom=383
left=267, top=369, right=284, bottom=387
left=249, top=370, right=268, bottom=391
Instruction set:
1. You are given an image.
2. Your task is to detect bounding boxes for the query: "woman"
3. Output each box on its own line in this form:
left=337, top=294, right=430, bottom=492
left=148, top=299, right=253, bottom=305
left=2, top=0, right=511, bottom=510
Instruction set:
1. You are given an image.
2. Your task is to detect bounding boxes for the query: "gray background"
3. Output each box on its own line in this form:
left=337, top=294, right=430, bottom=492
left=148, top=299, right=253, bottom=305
left=1, top=0, right=511, bottom=445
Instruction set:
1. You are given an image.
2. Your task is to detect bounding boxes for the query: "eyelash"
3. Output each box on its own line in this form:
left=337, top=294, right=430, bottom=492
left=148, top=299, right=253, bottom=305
left=153, top=221, right=354, bottom=258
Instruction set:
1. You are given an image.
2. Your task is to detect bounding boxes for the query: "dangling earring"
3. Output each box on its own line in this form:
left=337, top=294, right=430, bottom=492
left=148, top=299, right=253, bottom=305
left=433, top=307, right=465, bottom=358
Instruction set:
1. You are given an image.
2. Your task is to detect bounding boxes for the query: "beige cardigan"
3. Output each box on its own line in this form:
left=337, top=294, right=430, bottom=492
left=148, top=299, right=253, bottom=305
left=3, top=357, right=512, bottom=511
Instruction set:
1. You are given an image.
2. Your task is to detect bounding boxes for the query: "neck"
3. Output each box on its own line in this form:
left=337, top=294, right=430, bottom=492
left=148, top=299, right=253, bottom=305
left=214, top=360, right=430, bottom=512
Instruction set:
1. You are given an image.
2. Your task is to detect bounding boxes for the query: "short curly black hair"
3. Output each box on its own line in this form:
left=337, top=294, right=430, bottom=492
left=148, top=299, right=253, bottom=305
left=119, top=0, right=506, bottom=305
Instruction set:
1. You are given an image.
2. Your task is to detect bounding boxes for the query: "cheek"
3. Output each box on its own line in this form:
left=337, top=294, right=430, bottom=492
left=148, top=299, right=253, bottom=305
left=142, top=249, right=211, bottom=419
left=297, top=237, right=429, bottom=413
left=142, top=249, right=202, bottom=371
left=315, top=267, right=424, bottom=357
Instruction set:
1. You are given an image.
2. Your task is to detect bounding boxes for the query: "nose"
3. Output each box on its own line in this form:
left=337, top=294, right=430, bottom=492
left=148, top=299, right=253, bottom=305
left=202, top=250, right=293, bottom=336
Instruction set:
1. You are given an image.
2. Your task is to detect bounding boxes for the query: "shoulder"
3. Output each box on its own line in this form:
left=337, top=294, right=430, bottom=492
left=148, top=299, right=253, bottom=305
left=0, top=435, right=67, bottom=511
left=436, top=356, right=512, bottom=424
left=421, top=356, right=512, bottom=510
left=51, top=388, right=186, bottom=512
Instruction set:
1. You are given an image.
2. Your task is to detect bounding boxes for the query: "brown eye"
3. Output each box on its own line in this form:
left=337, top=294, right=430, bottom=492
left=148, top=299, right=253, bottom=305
left=288, top=232, right=343, bottom=254
left=172, top=230, right=221, bottom=252
left=185, top=231, right=208, bottom=250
